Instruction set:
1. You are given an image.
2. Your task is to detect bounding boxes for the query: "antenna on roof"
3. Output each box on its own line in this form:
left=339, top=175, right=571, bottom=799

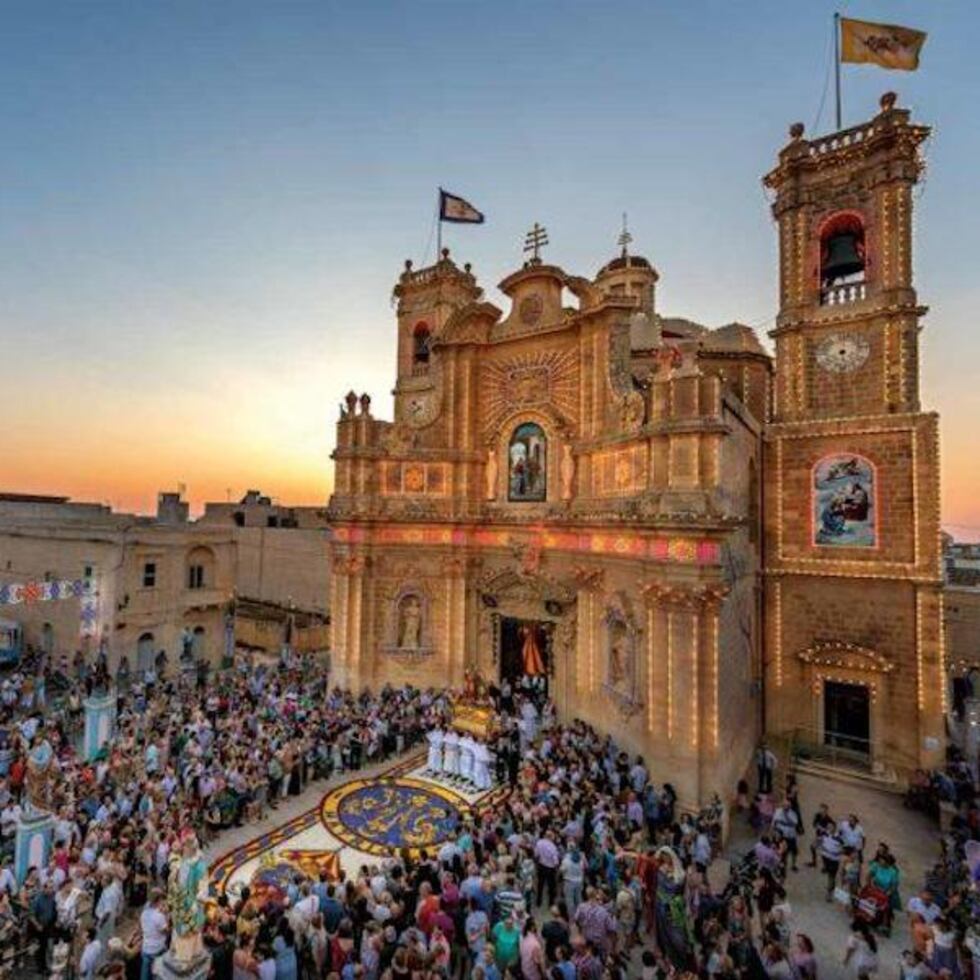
left=618, top=212, right=632, bottom=258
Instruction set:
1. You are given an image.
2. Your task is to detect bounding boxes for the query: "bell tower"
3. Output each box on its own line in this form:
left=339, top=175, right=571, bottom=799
left=767, top=91, right=928, bottom=422
left=762, top=93, right=944, bottom=777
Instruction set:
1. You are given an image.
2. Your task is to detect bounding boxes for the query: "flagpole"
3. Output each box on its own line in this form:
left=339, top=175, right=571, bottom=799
left=834, top=12, right=842, bottom=130
left=436, top=189, right=442, bottom=261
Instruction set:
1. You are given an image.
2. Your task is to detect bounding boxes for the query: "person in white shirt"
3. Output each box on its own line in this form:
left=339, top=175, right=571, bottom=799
left=139, top=891, right=169, bottom=980
left=426, top=727, right=444, bottom=775
left=838, top=814, right=865, bottom=860
left=0, top=864, right=16, bottom=896
left=78, top=927, right=102, bottom=980
left=907, top=889, right=941, bottom=924
left=95, top=875, right=124, bottom=943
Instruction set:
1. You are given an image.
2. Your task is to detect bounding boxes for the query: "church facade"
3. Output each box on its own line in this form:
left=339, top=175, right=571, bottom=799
left=326, top=94, right=943, bottom=807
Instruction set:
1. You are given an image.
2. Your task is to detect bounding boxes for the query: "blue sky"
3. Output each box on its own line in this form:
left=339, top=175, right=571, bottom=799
left=2, top=1, right=978, bottom=531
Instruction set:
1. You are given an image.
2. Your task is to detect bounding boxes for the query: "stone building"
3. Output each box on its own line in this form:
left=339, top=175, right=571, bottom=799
left=0, top=492, right=235, bottom=670
left=198, top=490, right=332, bottom=659
left=0, top=488, right=332, bottom=671
left=326, top=93, right=944, bottom=804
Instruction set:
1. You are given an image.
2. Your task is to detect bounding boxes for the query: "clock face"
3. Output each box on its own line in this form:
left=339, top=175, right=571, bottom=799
left=816, top=333, right=870, bottom=374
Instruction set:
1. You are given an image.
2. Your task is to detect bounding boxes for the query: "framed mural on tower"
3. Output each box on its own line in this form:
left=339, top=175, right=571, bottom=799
left=812, top=454, right=876, bottom=548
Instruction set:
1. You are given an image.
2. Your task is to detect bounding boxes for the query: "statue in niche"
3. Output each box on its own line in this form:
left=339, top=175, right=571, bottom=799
left=609, top=620, right=629, bottom=687
left=397, top=594, right=423, bottom=649
left=560, top=444, right=575, bottom=501
left=485, top=447, right=498, bottom=500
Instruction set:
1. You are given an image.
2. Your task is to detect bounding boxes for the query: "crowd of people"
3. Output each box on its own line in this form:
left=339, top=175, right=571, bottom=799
left=0, top=654, right=975, bottom=980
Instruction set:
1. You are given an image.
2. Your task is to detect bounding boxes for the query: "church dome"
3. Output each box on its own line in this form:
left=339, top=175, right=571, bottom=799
left=596, top=253, right=654, bottom=277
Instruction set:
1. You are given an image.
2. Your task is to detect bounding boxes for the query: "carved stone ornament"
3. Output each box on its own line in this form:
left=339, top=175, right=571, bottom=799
left=571, top=563, right=604, bottom=592
left=519, top=293, right=544, bottom=325
left=621, top=390, right=645, bottom=433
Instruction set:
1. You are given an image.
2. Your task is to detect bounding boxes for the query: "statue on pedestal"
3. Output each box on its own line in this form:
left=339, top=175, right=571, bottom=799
left=24, top=737, right=56, bottom=817
left=164, top=830, right=209, bottom=968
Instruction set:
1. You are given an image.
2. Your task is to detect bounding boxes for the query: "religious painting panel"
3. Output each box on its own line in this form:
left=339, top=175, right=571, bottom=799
left=508, top=422, right=547, bottom=502
left=812, top=453, right=876, bottom=548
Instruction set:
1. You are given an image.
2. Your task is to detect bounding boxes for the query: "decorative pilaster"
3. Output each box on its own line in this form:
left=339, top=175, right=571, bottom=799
left=571, top=566, right=604, bottom=695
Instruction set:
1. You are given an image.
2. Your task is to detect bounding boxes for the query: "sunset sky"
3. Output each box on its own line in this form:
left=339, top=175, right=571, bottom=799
left=3, top=2, right=978, bottom=537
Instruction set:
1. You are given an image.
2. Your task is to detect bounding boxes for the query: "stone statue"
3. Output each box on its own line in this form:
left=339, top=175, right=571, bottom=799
left=560, top=444, right=575, bottom=501
left=166, top=830, right=209, bottom=965
left=609, top=624, right=629, bottom=687
left=397, top=595, right=422, bottom=649
left=485, top=447, right=498, bottom=500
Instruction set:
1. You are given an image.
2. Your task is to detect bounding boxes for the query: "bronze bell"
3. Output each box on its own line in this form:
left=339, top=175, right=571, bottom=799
left=823, top=232, right=864, bottom=283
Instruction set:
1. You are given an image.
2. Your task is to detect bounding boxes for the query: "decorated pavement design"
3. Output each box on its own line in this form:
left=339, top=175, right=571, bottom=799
left=321, top=776, right=466, bottom=856
left=209, top=752, right=512, bottom=897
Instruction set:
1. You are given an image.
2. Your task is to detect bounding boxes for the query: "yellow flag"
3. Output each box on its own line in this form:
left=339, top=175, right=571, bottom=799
left=840, top=17, right=927, bottom=71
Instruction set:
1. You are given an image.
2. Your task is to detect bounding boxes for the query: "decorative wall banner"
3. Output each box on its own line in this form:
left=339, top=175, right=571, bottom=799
left=0, top=578, right=93, bottom=606
left=334, top=524, right=721, bottom=565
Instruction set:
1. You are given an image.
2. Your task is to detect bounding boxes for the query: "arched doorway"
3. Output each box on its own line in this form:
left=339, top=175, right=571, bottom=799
left=136, top=632, right=155, bottom=672
left=191, top=626, right=205, bottom=661
left=477, top=567, right=576, bottom=707
left=41, top=622, right=54, bottom=657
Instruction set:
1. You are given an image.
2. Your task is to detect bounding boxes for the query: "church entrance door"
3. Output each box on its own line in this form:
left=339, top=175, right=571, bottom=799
left=500, top=617, right=549, bottom=696
left=823, top=680, right=870, bottom=758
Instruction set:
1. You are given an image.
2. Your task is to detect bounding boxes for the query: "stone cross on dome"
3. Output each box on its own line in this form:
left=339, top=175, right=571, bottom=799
left=523, top=222, right=549, bottom=264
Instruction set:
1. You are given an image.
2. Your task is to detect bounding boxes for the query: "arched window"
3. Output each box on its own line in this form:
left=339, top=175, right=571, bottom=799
left=186, top=546, right=215, bottom=590
left=820, top=212, right=866, bottom=289
left=412, top=322, right=431, bottom=367
left=508, top=422, right=547, bottom=502
left=813, top=453, right=876, bottom=548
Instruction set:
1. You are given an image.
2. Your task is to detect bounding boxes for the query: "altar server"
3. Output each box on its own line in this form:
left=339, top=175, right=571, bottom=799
left=426, top=726, right=444, bottom=775
left=458, top=732, right=475, bottom=785
left=472, top=739, right=493, bottom=791
left=442, top=728, right=460, bottom=779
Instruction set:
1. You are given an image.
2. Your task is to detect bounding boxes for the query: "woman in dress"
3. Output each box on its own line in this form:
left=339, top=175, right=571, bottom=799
left=866, top=851, right=901, bottom=934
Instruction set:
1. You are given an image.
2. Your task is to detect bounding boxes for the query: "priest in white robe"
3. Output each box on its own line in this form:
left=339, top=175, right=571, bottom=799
left=472, top=739, right=492, bottom=791
left=442, top=729, right=460, bottom=778
left=426, top=726, right=444, bottom=774
left=458, top=733, right=475, bottom=785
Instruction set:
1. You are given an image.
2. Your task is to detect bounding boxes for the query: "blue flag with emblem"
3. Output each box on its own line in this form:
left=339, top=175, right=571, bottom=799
left=439, top=189, right=484, bottom=224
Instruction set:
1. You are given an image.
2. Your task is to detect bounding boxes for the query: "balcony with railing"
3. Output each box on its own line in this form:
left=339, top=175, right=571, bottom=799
left=820, top=280, right=867, bottom=307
